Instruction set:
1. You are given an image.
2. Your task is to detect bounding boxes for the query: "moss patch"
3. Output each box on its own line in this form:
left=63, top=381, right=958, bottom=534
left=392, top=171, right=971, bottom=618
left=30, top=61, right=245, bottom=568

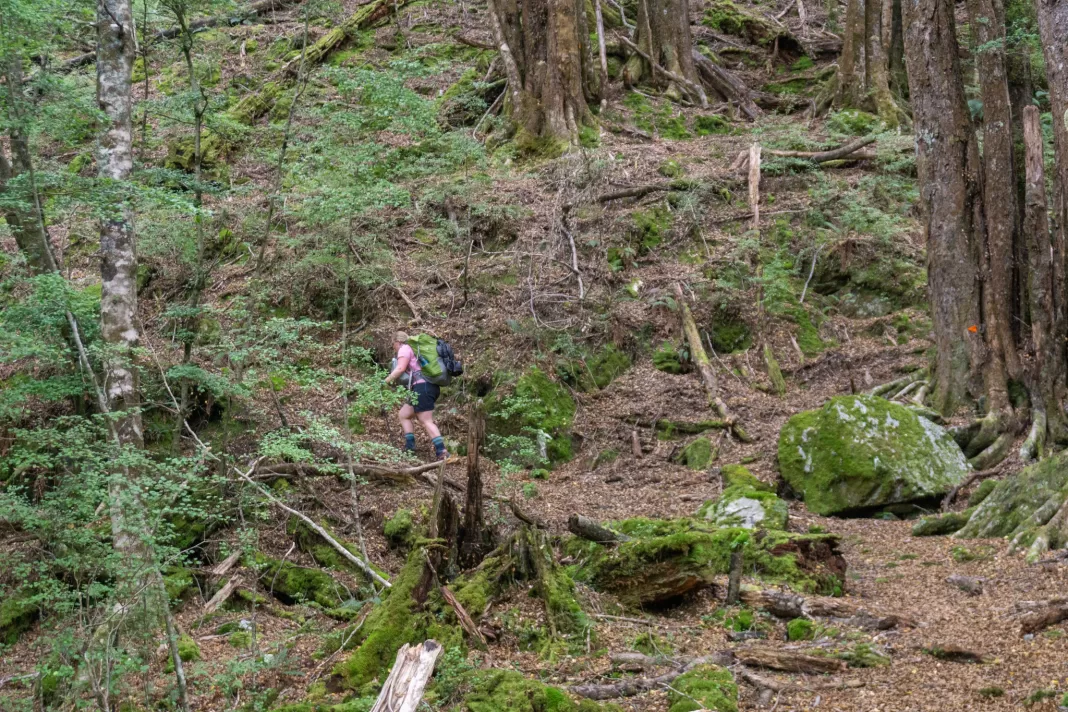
left=967, top=479, right=998, bottom=507
left=955, top=451, right=1068, bottom=541
left=787, top=618, right=815, bottom=641
left=461, top=669, right=620, bottom=712
left=667, top=665, right=737, bottom=712
left=384, top=509, right=415, bottom=547
left=911, top=509, right=974, bottom=537
left=674, top=437, right=717, bottom=470
left=702, top=0, right=779, bottom=45
left=164, top=635, right=200, bottom=672
left=251, top=554, right=346, bottom=608
left=0, top=593, right=37, bottom=645
left=488, top=368, right=577, bottom=463
left=698, top=466, right=788, bottom=530
left=557, top=344, right=632, bottom=392
left=653, top=342, right=689, bottom=374
left=778, top=396, right=972, bottom=516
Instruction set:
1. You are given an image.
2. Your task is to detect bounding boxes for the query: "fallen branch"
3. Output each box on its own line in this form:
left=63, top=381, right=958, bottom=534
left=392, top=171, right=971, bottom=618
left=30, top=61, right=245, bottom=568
left=440, top=586, right=487, bottom=647
left=567, top=514, right=632, bottom=543
left=209, top=550, right=242, bottom=578
left=748, top=143, right=761, bottom=230
left=497, top=497, right=548, bottom=529
left=204, top=576, right=242, bottom=614
left=691, top=50, right=762, bottom=120
left=764, top=135, right=877, bottom=162
left=236, top=465, right=392, bottom=589
left=736, top=668, right=864, bottom=693
left=570, top=654, right=732, bottom=700
left=734, top=647, right=846, bottom=673
left=454, top=33, right=495, bottom=50
left=370, top=640, right=443, bottom=712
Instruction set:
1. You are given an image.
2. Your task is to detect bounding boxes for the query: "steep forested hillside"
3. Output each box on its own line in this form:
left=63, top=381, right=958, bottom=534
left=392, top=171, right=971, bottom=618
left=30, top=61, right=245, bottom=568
left=2, top=0, right=1068, bottom=709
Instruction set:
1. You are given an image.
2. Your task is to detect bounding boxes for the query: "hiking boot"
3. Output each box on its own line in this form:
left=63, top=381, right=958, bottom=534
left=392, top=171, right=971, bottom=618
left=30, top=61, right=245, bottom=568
left=436, top=449, right=450, bottom=461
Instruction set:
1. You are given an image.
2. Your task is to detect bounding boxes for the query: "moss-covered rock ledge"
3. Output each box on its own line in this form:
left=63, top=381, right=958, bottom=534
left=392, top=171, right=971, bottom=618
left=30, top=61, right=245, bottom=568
left=778, top=395, right=971, bottom=515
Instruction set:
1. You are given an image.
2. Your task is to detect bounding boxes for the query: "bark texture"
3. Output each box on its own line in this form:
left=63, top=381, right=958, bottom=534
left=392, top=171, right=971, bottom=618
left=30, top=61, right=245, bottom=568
left=1036, top=0, right=1068, bottom=295
left=626, top=0, right=699, bottom=99
left=903, top=0, right=985, bottom=416
left=488, top=0, right=595, bottom=151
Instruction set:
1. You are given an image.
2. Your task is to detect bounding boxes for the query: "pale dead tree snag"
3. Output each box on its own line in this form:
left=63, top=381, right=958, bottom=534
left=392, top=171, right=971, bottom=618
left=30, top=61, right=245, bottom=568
left=486, top=0, right=596, bottom=152
left=369, top=641, right=443, bottom=712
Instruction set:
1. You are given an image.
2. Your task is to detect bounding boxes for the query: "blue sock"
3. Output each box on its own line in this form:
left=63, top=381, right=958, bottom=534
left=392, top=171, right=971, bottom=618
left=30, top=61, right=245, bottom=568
left=432, top=436, right=445, bottom=454
left=404, top=433, right=416, bottom=450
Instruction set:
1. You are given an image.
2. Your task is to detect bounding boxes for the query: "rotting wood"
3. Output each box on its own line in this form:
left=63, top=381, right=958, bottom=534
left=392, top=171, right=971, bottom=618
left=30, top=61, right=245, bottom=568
left=236, top=466, right=392, bottom=589
left=567, top=513, right=632, bottom=544
left=736, top=668, right=864, bottom=693
left=493, top=496, right=548, bottom=529
left=209, top=550, right=242, bottom=578
left=734, top=646, right=847, bottom=673
left=1019, top=600, right=1068, bottom=635
left=369, top=640, right=443, bottom=712
left=440, top=586, right=487, bottom=647
left=748, top=143, right=761, bottom=230
left=735, top=587, right=918, bottom=629
left=204, top=576, right=242, bottom=614
left=764, top=135, right=877, bottom=162
left=691, top=50, right=762, bottom=120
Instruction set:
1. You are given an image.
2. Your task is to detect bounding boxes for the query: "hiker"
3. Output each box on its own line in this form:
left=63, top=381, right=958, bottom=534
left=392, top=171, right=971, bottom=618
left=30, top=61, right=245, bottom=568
left=385, top=330, right=448, bottom=459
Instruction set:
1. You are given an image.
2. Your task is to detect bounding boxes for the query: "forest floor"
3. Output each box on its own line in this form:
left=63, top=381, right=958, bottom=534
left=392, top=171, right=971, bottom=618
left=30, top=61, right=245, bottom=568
left=2, top=0, right=1067, bottom=709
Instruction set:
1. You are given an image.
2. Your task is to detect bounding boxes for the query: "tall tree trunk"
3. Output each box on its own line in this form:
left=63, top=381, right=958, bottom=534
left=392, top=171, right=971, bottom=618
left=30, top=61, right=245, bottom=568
left=97, top=0, right=148, bottom=544
left=966, top=0, right=1021, bottom=382
left=1006, top=41, right=1033, bottom=340
left=864, top=0, right=899, bottom=125
left=887, top=0, right=906, bottom=95
left=487, top=0, right=595, bottom=152
left=903, top=0, right=985, bottom=416
left=1, top=55, right=52, bottom=272
left=1036, top=0, right=1068, bottom=290
left=836, top=0, right=865, bottom=107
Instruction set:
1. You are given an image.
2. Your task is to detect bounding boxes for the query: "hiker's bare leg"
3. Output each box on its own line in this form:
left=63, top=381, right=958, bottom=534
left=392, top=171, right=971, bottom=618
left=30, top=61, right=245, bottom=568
left=399, top=404, right=416, bottom=435
left=416, top=410, right=441, bottom=440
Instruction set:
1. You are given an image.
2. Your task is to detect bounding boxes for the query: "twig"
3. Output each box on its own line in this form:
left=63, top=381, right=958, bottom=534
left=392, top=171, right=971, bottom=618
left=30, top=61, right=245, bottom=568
left=799, top=244, right=822, bottom=304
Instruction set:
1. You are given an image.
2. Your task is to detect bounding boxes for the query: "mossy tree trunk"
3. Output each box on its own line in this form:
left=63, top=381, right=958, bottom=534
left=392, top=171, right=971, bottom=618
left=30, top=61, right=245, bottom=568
left=834, top=0, right=904, bottom=126
left=487, top=0, right=596, bottom=153
left=623, top=0, right=700, bottom=101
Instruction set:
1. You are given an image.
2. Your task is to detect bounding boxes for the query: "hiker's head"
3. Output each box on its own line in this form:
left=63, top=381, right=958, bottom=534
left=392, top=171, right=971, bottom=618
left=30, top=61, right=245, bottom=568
left=393, top=330, right=409, bottom=350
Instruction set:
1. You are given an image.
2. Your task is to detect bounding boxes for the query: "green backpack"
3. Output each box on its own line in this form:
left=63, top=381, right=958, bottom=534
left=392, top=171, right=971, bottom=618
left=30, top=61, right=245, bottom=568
left=405, top=334, right=463, bottom=386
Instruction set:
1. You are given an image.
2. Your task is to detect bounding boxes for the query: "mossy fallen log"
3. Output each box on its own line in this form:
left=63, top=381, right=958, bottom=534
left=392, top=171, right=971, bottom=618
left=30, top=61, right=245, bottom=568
left=564, top=517, right=846, bottom=606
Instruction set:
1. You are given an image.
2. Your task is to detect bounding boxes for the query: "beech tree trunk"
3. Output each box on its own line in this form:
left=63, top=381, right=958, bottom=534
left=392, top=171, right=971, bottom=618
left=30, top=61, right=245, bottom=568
left=487, top=0, right=595, bottom=151
left=97, top=0, right=148, bottom=546
left=903, top=0, right=986, bottom=416
left=625, top=0, right=699, bottom=100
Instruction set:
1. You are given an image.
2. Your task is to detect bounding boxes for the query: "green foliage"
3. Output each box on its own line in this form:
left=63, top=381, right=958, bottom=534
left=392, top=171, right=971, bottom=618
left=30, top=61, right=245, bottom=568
left=556, top=343, right=632, bottom=392
left=977, top=686, right=1005, bottom=699
left=164, top=635, right=201, bottom=673
left=653, top=342, right=690, bottom=374
left=694, top=115, right=731, bottom=135
left=622, top=92, right=691, bottom=138
left=632, top=631, right=674, bottom=655
left=487, top=368, right=576, bottom=469
left=461, top=669, right=620, bottom=712
left=827, top=110, right=882, bottom=135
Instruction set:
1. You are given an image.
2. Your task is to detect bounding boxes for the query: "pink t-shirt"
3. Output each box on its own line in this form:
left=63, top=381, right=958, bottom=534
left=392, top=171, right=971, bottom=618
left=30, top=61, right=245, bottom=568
left=397, top=344, right=425, bottom=385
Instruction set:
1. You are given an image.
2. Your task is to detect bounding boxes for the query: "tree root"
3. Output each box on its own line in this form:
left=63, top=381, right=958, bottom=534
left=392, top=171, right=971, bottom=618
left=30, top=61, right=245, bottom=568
left=869, top=368, right=928, bottom=397
left=1019, top=409, right=1047, bottom=463
left=968, top=431, right=1013, bottom=470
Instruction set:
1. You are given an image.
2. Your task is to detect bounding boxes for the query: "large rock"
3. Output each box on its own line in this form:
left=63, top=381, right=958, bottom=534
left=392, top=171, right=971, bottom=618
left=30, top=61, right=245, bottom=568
left=778, top=395, right=971, bottom=515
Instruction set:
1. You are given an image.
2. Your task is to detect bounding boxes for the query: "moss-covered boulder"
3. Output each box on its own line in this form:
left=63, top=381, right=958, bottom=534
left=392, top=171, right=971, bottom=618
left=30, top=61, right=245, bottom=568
left=674, top=437, right=718, bottom=470
left=565, top=518, right=845, bottom=606
left=667, top=665, right=737, bottom=712
left=698, top=465, right=788, bottom=530
left=487, top=368, right=577, bottom=463
left=653, top=342, right=689, bottom=374
left=164, top=635, right=200, bottom=672
left=462, top=670, right=620, bottom=712
left=0, top=593, right=37, bottom=645
left=778, top=396, right=971, bottom=515
left=383, top=509, right=415, bottom=547
left=702, top=0, right=780, bottom=45
left=251, top=554, right=346, bottom=608
left=954, top=452, right=1068, bottom=559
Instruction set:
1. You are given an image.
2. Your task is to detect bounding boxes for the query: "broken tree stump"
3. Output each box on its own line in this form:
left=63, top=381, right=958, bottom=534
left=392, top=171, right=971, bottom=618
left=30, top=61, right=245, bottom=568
left=369, top=640, right=443, bottom=712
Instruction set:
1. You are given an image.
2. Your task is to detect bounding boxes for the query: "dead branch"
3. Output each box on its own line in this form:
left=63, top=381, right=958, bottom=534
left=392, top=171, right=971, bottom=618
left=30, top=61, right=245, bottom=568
left=736, top=668, right=864, bottom=693
left=747, top=143, right=761, bottom=229
left=567, top=514, right=632, bottom=543
left=734, top=647, right=846, bottom=673
left=236, top=466, right=392, bottom=589
left=1019, top=600, right=1068, bottom=635
left=494, top=496, right=548, bottom=529
left=454, top=33, right=495, bottom=50
left=764, top=135, right=876, bottom=162
left=209, top=551, right=242, bottom=578
left=570, top=654, right=733, bottom=700
left=691, top=50, right=762, bottom=120
left=440, top=586, right=487, bottom=647
left=203, top=576, right=242, bottom=614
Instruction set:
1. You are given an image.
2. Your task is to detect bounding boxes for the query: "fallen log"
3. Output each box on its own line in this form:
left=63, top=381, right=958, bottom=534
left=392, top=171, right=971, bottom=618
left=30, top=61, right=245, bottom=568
left=691, top=50, right=762, bottom=120
left=619, top=36, right=708, bottom=107
left=736, top=587, right=917, bottom=630
left=568, top=514, right=632, bottom=544
left=209, top=550, right=242, bottom=578
left=570, top=654, right=733, bottom=700
left=737, top=668, right=864, bottom=693
left=369, top=640, right=443, bottom=712
left=922, top=644, right=988, bottom=663
left=734, top=646, right=846, bottom=674
left=440, top=586, right=487, bottom=647
left=203, top=576, right=242, bottom=614
left=764, top=135, right=877, bottom=162
left=1019, top=600, right=1068, bottom=635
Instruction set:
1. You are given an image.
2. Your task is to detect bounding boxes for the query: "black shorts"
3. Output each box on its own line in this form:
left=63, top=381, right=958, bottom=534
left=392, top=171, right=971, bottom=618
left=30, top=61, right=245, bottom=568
left=412, top=382, right=440, bottom=413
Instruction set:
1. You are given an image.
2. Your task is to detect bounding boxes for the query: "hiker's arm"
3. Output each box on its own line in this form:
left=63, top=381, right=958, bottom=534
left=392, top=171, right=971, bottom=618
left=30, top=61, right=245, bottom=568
left=385, top=355, right=410, bottom=384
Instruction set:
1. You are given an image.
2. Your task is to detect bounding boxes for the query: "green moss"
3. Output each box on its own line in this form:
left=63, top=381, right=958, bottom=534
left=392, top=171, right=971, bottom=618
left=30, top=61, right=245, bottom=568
left=163, top=567, right=196, bottom=601
left=792, top=307, right=827, bottom=355
left=709, top=318, right=751, bottom=354
left=836, top=642, right=890, bottom=667
left=632, top=631, right=674, bottom=655
left=579, top=125, right=600, bottom=148
left=383, top=509, right=415, bottom=547
left=489, top=368, right=577, bottom=463
left=778, top=396, right=972, bottom=515
left=827, top=109, right=881, bottom=135
left=968, top=479, right=997, bottom=507
left=702, top=0, right=777, bottom=45
left=164, top=635, right=200, bottom=672
left=632, top=206, right=672, bottom=251
left=694, top=114, right=731, bottom=136
left=787, top=618, right=815, bottom=641
left=675, top=437, right=717, bottom=470
left=911, top=509, right=974, bottom=536
left=955, top=451, right=1068, bottom=539
left=792, top=56, right=814, bottom=71
left=334, top=548, right=437, bottom=688
left=287, top=518, right=387, bottom=584
left=764, top=78, right=809, bottom=95
left=667, top=665, right=737, bottom=712
left=659, top=159, right=685, bottom=178
left=653, top=342, right=689, bottom=374
left=566, top=518, right=844, bottom=605
left=697, top=466, right=788, bottom=530
left=230, top=630, right=252, bottom=648
left=251, top=554, right=346, bottom=608
left=462, top=669, right=620, bottom=712
left=557, top=344, right=632, bottom=391
left=0, top=593, right=37, bottom=645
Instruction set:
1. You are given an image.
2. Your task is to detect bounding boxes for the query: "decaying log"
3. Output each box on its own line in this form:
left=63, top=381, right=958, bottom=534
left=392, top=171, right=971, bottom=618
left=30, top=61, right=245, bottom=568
left=369, top=640, right=443, bottom=712
left=737, top=587, right=917, bottom=629
left=570, top=654, right=734, bottom=700
left=610, top=651, right=671, bottom=670
left=734, top=647, right=847, bottom=673
left=204, top=576, right=242, bottom=614
left=737, top=668, right=864, bottom=693
left=568, top=514, right=632, bottom=543
left=440, top=586, right=487, bottom=647
left=922, top=644, right=988, bottom=663
left=691, top=50, right=762, bottom=120
left=209, top=550, right=242, bottom=578
left=1019, top=600, right=1068, bottom=635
